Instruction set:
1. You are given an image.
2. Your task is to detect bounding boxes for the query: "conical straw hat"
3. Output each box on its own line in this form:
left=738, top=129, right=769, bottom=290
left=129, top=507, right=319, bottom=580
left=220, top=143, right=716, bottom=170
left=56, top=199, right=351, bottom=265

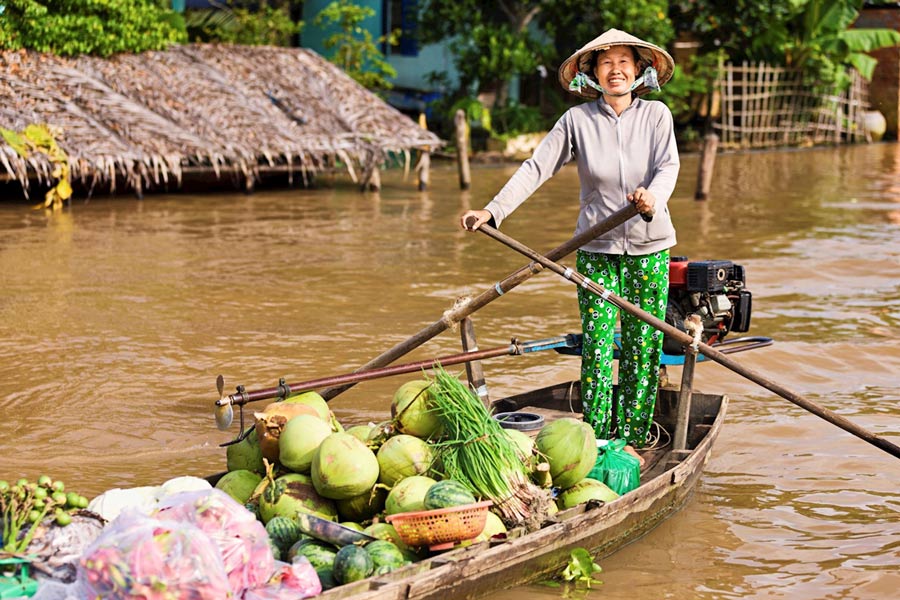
left=558, top=28, right=675, bottom=99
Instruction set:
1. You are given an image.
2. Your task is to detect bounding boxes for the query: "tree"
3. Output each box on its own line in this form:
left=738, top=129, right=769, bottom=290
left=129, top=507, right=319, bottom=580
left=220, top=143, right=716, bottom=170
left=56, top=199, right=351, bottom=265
left=184, top=1, right=300, bottom=47
left=420, top=1, right=552, bottom=107
left=314, top=0, right=397, bottom=91
left=671, top=0, right=900, bottom=87
left=421, top=1, right=675, bottom=109
left=0, top=0, right=187, bottom=56
left=779, top=0, right=900, bottom=86
left=539, top=0, right=674, bottom=66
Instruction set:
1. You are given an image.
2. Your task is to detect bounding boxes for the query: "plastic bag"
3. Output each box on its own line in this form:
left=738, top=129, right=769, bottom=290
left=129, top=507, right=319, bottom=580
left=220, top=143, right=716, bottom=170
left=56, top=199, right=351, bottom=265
left=242, top=558, right=323, bottom=600
left=78, top=509, right=232, bottom=599
left=155, top=488, right=274, bottom=595
left=587, top=439, right=640, bottom=495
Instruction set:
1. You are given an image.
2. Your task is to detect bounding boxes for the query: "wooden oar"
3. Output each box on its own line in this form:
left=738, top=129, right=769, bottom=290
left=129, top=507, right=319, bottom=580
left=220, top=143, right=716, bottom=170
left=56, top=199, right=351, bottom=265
left=214, top=334, right=580, bottom=429
left=473, top=221, right=900, bottom=460
left=320, top=204, right=643, bottom=401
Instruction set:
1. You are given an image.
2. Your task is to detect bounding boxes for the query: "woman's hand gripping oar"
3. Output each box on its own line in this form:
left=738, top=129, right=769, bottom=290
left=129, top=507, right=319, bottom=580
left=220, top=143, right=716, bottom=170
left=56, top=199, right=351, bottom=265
left=468, top=218, right=900, bottom=461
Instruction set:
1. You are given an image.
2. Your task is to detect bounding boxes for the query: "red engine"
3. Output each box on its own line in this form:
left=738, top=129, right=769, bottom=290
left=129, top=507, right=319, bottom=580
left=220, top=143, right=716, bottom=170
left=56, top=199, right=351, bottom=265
left=664, top=257, right=752, bottom=355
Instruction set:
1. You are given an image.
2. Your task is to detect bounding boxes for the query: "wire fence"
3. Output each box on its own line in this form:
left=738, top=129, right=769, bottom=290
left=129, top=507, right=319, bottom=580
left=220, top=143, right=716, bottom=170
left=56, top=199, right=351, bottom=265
left=714, top=62, right=871, bottom=149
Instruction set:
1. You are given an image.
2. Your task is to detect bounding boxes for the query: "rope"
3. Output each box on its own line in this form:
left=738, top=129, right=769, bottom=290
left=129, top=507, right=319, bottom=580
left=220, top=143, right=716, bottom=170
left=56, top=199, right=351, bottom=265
left=440, top=295, right=473, bottom=331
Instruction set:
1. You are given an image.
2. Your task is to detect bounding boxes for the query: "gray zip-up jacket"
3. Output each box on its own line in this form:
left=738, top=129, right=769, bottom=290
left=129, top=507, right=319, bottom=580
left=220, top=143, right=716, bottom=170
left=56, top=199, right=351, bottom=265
left=484, top=96, right=679, bottom=255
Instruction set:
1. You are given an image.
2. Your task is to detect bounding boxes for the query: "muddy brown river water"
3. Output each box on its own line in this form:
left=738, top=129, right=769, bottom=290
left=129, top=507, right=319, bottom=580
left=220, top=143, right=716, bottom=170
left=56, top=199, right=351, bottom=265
left=1, top=142, right=898, bottom=599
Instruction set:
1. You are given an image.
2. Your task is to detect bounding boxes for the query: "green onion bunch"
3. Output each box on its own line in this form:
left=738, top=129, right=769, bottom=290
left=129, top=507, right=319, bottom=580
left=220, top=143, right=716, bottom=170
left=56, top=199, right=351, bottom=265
left=427, top=365, right=545, bottom=526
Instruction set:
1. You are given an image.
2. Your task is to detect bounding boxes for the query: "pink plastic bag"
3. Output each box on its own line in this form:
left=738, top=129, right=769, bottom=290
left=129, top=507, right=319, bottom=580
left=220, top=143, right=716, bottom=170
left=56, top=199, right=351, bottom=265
left=242, top=558, right=323, bottom=600
left=78, top=510, right=231, bottom=599
left=155, top=489, right=275, bottom=595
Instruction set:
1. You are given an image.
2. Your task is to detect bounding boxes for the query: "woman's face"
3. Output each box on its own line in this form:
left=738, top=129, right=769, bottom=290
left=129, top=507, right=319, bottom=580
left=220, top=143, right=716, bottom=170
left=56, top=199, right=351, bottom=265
left=593, top=46, right=638, bottom=96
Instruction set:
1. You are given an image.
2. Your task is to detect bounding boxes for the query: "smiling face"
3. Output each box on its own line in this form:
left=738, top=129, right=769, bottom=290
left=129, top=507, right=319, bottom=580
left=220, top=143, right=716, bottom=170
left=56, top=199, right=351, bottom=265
left=593, top=45, right=638, bottom=97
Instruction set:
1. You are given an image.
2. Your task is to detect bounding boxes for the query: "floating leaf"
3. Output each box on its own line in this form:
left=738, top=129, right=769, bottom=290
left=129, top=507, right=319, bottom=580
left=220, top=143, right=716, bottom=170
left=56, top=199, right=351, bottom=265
left=561, top=547, right=602, bottom=588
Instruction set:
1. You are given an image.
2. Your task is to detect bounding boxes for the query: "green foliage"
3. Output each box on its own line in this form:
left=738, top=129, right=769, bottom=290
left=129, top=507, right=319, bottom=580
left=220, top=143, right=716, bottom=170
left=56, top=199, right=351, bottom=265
left=185, top=1, right=300, bottom=47
left=491, top=102, right=550, bottom=137
left=314, top=0, right=397, bottom=91
left=561, top=547, right=602, bottom=588
left=0, top=124, right=71, bottom=209
left=0, top=0, right=187, bottom=56
left=540, top=0, right=675, bottom=61
left=449, top=97, right=492, bottom=133
left=672, top=0, right=900, bottom=88
left=420, top=1, right=551, bottom=106
left=448, top=23, right=550, bottom=101
left=780, top=0, right=900, bottom=87
left=670, top=0, right=796, bottom=63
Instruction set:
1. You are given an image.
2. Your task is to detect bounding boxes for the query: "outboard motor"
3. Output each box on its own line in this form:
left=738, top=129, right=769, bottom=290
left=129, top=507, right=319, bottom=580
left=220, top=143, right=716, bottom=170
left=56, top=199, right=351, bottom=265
left=664, top=257, right=752, bottom=355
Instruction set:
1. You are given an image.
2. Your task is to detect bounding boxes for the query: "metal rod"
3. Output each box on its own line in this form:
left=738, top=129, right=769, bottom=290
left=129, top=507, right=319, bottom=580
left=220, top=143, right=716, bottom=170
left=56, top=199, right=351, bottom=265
left=217, top=335, right=577, bottom=409
left=320, top=204, right=642, bottom=401
left=475, top=222, right=900, bottom=461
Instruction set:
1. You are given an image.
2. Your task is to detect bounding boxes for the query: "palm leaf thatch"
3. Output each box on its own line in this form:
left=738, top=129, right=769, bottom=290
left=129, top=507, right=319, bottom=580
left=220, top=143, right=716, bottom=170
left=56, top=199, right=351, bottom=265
left=0, top=44, right=444, bottom=196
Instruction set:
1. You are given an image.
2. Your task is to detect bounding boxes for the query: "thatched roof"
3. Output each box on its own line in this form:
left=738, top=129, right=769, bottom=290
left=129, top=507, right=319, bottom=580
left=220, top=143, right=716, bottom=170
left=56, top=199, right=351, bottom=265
left=0, top=44, right=444, bottom=195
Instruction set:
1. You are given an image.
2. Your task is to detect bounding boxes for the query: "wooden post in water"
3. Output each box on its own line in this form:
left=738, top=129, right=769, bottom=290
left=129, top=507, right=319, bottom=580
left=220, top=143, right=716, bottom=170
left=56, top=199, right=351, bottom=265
left=417, top=113, right=431, bottom=191
left=367, top=167, right=381, bottom=192
left=695, top=133, right=719, bottom=200
left=454, top=109, right=471, bottom=190
left=361, top=155, right=381, bottom=192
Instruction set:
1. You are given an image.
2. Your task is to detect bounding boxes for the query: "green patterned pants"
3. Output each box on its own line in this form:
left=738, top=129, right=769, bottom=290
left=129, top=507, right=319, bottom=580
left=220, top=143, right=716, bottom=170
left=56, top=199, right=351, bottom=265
left=576, top=250, right=669, bottom=448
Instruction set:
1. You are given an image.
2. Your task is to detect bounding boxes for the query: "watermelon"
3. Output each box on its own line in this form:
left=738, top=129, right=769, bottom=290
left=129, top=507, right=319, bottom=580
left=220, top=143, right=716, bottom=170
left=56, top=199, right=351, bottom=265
left=316, top=567, right=337, bottom=590
left=333, top=544, right=375, bottom=584
left=288, top=539, right=338, bottom=570
left=365, top=539, right=407, bottom=574
left=423, top=479, right=476, bottom=510
left=265, top=515, right=301, bottom=555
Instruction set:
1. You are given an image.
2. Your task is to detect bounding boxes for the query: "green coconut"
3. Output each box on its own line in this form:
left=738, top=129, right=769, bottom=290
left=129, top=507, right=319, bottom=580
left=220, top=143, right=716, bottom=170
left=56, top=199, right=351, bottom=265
left=377, top=434, right=434, bottom=487
left=468, top=510, right=507, bottom=544
left=384, top=475, right=436, bottom=515
left=346, top=424, right=374, bottom=443
left=503, top=428, right=535, bottom=462
left=534, top=417, right=598, bottom=489
left=279, top=414, right=334, bottom=473
left=226, top=426, right=265, bottom=474
left=556, top=477, right=619, bottom=510
left=390, top=380, right=443, bottom=439
left=259, top=472, right=339, bottom=523
left=481, top=511, right=507, bottom=539
left=335, top=486, right=387, bottom=523
left=284, top=391, right=330, bottom=421
left=214, top=469, right=262, bottom=505
left=310, top=432, right=380, bottom=500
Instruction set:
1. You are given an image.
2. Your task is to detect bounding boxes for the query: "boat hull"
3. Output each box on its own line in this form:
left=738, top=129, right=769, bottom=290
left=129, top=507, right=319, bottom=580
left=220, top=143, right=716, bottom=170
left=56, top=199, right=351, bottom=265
left=317, top=384, right=727, bottom=599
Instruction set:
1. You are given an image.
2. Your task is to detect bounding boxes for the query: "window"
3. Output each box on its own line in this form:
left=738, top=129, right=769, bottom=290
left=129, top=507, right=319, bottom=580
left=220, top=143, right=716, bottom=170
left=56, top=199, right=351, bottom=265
left=387, top=0, right=418, bottom=57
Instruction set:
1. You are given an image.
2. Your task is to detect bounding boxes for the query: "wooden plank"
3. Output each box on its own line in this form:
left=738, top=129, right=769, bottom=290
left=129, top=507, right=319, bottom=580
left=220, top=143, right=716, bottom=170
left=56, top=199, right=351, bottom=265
left=459, top=317, right=489, bottom=406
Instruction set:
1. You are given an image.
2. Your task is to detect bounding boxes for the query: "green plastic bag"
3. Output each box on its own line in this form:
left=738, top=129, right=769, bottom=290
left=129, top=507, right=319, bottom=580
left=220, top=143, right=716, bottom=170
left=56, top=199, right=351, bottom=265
left=587, top=439, right=640, bottom=495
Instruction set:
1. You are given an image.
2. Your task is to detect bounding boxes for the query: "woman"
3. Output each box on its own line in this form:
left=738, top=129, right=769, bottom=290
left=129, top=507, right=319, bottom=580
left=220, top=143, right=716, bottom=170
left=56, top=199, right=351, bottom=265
left=460, top=29, right=679, bottom=450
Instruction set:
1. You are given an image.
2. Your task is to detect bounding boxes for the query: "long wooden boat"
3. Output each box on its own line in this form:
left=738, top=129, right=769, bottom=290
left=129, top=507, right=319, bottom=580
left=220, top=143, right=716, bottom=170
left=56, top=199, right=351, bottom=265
left=314, top=379, right=727, bottom=600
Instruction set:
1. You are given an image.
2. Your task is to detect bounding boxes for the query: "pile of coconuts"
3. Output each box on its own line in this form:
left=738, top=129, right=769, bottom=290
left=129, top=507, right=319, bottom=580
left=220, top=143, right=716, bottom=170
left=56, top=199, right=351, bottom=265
left=216, top=378, right=619, bottom=587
